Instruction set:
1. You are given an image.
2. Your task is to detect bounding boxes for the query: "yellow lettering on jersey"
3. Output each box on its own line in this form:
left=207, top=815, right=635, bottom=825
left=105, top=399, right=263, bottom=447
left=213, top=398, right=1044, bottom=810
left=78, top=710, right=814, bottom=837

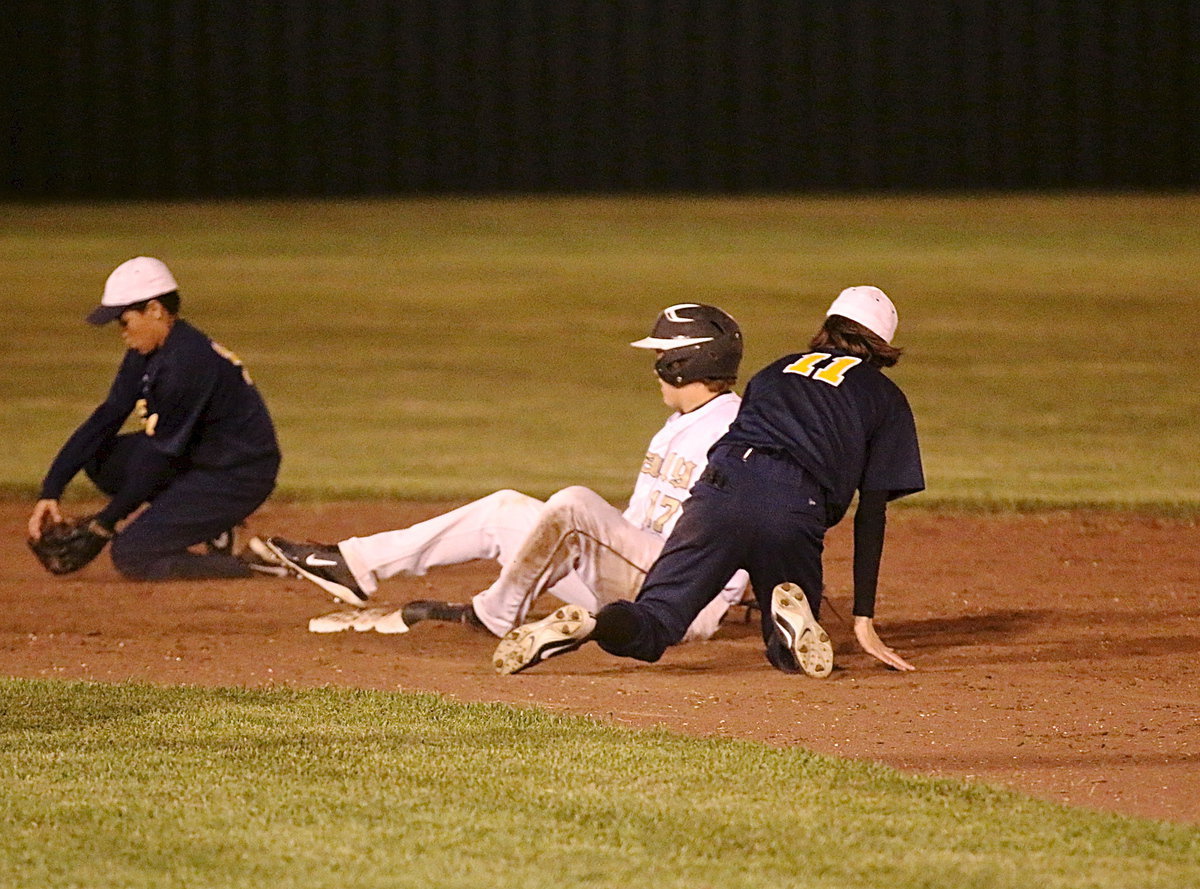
left=783, top=352, right=861, bottom=387
left=645, top=489, right=659, bottom=524
left=135, top=398, right=159, bottom=435
left=783, top=352, right=830, bottom=377
left=641, top=451, right=664, bottom=479
left=646, top=493, right=682, bottom=534
left=121, top=398, right=152, bottom=435
left=211, top=340, right=253, bottom=385
left=813, top=355, right=862, bottom=385
left=667, top=456, right=697, bottom=489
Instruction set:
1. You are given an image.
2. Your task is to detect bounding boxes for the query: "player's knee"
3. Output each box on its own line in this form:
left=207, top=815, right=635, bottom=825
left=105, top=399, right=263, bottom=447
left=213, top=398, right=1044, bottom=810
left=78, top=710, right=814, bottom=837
left=487, top=489, right=536, bottom=511
left=544, top=485, right=600, bottom=516
left=478, top=489, right=543, bottom=528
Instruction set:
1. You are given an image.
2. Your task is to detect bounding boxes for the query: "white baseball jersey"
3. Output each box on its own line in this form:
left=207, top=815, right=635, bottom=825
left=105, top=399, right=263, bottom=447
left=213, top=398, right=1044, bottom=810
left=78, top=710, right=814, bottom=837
left=624, top=391, right=742, bottom=537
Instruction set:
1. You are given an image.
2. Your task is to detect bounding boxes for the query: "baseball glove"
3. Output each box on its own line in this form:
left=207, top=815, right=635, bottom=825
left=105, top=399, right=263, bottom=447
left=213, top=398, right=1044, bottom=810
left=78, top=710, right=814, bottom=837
left=28, top=517, right=113, bottom=575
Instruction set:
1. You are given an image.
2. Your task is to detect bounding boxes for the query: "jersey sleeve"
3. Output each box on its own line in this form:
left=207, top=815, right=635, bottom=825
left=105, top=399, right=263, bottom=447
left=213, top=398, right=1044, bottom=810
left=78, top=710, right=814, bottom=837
left=39, top=352, right=144, bottom=499
left=860, top=388, right=924, bottom=500
left=851, top=489, right=888, bottom=616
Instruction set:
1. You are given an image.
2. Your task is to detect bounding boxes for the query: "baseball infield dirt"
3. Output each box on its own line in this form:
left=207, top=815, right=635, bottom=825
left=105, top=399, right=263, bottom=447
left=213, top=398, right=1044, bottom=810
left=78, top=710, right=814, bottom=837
left=3, top=501, right=1197, bottom=824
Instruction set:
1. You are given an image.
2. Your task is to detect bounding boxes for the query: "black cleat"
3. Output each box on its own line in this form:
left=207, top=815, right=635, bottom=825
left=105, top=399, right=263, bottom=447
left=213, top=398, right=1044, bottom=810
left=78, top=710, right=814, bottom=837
left=265, top=537, right=369, bottom=607
left=400, top=600, right=488, bottom=630
left=765, top=630, right=802, bottom=674
left=206, top=527, right=237, bottom=556
left=239, top=535, right=291, bottom=577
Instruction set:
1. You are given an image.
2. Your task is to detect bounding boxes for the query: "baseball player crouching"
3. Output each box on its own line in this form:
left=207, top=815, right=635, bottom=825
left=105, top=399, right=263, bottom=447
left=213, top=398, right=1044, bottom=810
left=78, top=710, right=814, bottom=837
left=493, top=286, right=924, bottom=676
left=27, top=257, right=281, bottom=580
left=266, top=304, right=749, bottom=642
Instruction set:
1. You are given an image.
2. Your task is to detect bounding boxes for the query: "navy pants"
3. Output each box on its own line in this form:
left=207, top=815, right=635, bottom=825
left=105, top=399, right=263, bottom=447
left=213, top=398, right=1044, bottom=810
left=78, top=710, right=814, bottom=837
left=86, top=434, right=278, bottom=580
left=595, top=444, right=827, bottom=662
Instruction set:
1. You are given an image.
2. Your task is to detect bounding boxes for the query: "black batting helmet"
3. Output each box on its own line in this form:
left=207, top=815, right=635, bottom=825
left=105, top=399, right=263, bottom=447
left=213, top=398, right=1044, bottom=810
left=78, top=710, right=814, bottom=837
left=631, top=303, right=743, bottom=386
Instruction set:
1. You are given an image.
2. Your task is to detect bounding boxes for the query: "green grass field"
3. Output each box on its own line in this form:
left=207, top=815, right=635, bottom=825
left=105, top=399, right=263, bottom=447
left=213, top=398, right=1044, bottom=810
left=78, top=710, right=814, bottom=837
left=3, top=679, right=1198, bottom=889
left=2, top=194, right=1198, bottom=508
left=2, top=195, right=1199, bottom=887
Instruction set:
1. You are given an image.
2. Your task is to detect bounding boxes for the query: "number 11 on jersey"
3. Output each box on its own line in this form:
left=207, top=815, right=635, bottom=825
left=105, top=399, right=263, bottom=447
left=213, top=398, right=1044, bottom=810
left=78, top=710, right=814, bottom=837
left=783, top=352, right=862, bottom=386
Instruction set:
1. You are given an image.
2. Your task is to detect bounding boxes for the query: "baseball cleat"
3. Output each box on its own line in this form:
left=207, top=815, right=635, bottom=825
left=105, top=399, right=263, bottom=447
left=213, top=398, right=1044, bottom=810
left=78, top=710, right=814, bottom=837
left=765, top=631, right=802, bottom=674
left=241, top=535, right=292, bottom=577
left=206, top=528, right=237, bottom=556
left=769, top=583, right=833, bottom=678
left=401, top=600, right=488, bottom=631
left=492, top=605, right=596, bottom=675
left=265, top=537, right=369, bottom=607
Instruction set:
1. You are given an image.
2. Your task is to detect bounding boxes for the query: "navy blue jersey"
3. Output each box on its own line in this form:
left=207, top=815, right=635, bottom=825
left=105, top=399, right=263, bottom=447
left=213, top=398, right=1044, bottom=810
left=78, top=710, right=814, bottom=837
left=41, top=320, right=279, bottom=499
left=718, top=349, right=923, bottom=524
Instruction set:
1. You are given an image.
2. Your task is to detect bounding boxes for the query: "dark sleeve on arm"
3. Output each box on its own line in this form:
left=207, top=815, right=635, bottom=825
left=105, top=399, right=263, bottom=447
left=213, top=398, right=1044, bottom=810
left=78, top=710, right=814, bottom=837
left=852, top=488, right=889, bottom=618
left=40, top=356, right=143, bottom=500
left=93, top=445, right=177, bottom=529
left=39, top=402, right=129, bottom=499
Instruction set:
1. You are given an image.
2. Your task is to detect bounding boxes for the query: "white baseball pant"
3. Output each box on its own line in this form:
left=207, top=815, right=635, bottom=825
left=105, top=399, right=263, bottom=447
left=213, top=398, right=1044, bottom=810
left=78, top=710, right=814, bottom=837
left=468, top=486, right=735, bottom=640
left=338, top=488, right=593, bottom=604
left=338, top=486, right=734, bottom=640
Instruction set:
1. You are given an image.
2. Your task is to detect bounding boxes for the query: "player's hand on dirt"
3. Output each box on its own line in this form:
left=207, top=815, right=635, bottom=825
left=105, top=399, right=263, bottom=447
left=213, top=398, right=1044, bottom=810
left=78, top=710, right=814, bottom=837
left=853, top=616, right=915, bottom=672
left=28, top=499, right=63, bottom=541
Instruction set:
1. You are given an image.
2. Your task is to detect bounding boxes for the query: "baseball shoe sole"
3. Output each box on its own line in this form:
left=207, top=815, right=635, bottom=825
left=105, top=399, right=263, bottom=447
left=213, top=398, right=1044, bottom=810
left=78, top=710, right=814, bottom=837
left=492, top=605, right=596, bottom=675
left=247, top=562, right=291, bottom=577
left=265, top=537, right=369, bottom=607
left=770, top=583, right=833, bottom=678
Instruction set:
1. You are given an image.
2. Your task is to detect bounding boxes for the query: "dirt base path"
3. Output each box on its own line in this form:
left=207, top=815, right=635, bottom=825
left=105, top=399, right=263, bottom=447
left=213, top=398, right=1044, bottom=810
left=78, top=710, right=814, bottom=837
left=3, top=501, right=1197, bottom=824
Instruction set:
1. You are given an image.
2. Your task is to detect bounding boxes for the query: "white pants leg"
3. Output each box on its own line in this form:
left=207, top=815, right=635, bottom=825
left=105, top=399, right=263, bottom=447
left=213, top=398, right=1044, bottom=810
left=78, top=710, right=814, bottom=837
left=470, top=486, right=667, bottom=636
left=337, top=489, right=591, bottom=602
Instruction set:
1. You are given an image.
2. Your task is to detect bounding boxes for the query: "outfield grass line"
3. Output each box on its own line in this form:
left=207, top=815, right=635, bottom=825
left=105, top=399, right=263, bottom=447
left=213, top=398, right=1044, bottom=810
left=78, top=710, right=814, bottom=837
left=22, top=476, right=1192, bottom=522
left=5, top=485, right=1200, bottom=522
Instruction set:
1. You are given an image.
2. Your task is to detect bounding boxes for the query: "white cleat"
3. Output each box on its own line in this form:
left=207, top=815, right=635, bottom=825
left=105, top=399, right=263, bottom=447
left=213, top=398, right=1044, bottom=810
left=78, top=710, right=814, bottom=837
left=770, top=583, right=833, bottom=678
left=492, top=605, right=596, bottom=675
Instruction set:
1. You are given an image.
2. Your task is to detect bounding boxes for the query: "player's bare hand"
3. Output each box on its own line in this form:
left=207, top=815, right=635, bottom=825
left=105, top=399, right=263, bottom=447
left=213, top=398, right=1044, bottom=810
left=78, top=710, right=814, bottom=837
left=28, top=499, right=63, bottom=540
left=853, top=616, right=915, bottom=672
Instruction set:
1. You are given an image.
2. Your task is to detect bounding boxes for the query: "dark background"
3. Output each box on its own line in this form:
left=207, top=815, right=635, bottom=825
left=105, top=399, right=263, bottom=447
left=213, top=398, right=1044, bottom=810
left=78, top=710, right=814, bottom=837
left=4, top=1, right=1198, bottom=198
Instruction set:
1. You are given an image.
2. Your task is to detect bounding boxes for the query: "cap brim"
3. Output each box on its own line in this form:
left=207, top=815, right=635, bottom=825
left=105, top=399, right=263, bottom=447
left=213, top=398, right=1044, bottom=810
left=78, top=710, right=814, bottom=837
left=86, top=304, right=125, bottom=325
left=630, top=335, right=714, bottom=350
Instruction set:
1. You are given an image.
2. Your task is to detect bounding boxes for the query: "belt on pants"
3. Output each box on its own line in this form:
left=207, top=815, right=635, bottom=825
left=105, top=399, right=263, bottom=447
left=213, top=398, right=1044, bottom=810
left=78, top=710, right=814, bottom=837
left=701, top=445, right=809, bottom=490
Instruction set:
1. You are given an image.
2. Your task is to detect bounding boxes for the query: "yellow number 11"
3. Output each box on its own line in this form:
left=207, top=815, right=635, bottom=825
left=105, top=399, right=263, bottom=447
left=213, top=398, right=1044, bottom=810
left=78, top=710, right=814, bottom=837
left=783, top=352, right=862, bottom=386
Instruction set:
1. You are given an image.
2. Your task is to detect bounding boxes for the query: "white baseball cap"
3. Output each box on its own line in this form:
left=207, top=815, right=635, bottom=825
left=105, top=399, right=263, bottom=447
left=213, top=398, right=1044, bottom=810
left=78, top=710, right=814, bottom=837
left=825, top=285, right=898, bottom=343
left=86, top=257, right=179, bottom=325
